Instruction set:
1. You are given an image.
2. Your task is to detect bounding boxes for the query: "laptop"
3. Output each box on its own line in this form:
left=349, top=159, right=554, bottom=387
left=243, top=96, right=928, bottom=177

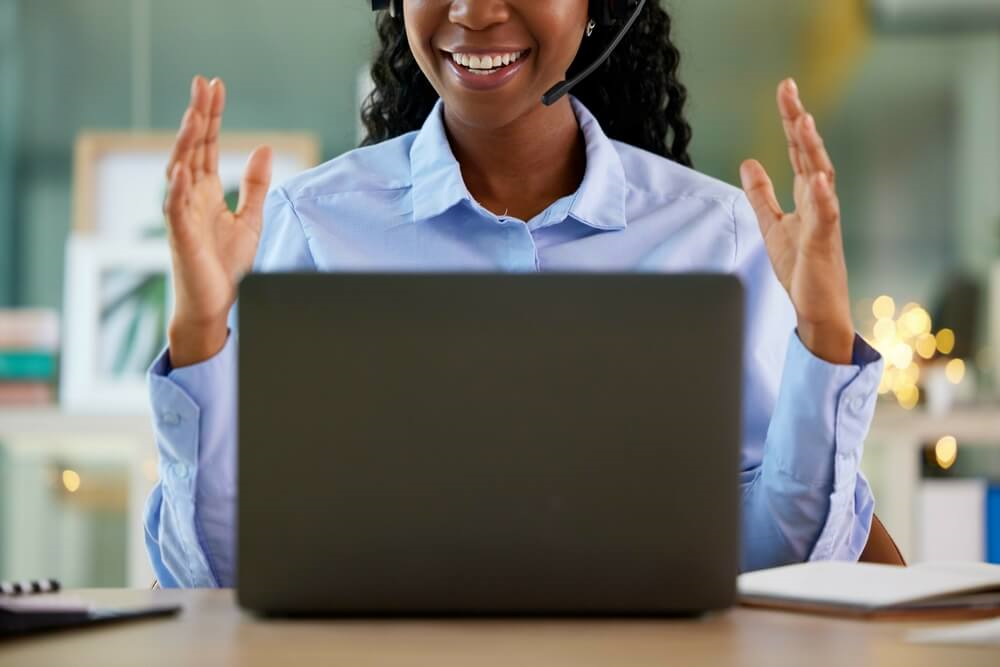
left=236, top=273, right=744, bottom=615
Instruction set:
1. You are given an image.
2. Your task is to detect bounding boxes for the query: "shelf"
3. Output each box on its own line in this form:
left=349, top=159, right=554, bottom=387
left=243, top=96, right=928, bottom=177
left=868, top=402, right=1000, bottom=447
left=0, top=407, right=153, bottom=439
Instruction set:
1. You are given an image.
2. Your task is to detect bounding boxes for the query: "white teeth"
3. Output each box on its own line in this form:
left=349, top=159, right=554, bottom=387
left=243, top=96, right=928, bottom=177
left=450, top=50, right=525, bottom=71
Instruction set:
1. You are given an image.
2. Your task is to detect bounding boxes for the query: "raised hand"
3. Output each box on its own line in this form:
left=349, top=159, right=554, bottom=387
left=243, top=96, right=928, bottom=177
left=739, top=79, right=856, bottom=365
left=163, top=76, right=273, bottom=367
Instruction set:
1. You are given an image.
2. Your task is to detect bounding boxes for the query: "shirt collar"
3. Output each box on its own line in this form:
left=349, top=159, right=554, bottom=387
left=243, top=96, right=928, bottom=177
left=409, top=95, right=628, bottom=231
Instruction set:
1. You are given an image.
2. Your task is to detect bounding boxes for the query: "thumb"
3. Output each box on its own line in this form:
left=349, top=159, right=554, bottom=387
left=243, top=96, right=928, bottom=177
left=236, top=146, right=273, bottom=226
left=739, top=159, right=783, bottom=237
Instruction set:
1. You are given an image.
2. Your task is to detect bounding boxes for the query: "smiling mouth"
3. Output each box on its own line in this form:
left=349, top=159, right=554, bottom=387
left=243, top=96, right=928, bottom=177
left=441, top=49, right=531, bottom=76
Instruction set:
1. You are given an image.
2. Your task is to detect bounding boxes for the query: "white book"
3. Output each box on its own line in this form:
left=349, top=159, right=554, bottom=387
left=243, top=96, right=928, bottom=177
left=0, top=309, right=59, bottom=350
left=738, top=561, right=1000, bottom=619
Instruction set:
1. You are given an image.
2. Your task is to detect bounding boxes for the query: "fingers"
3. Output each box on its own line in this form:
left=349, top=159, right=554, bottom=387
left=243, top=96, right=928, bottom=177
left=740, top=159, right=783, bottom=238
left=165, top=76, right=209, bottom=181
left=777, top=79, right=806, bottom=176
left=796, top=113, right=836, bottom=185
left=809, top=171, right=840, bottom=231
left=778, top=79, right=837, bottom=185
left=236, top=146, right=273, bottom=229
left=164, top=162, right=193, bottom=241
left=204, top=79, right=226, bottom=175
left=191, top=77, right=214, bottom=180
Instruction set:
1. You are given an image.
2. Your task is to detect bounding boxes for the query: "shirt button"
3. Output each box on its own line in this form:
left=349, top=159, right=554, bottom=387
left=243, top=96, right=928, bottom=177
left=161, top=411, right=182, bottom=426
left=172, top=463, right=190, bottom=480
left=850, top=396, right=866, bottom=412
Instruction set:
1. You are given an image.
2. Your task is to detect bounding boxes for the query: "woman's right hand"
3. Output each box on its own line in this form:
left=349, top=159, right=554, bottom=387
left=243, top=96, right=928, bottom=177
left=164, top=76, right=272, bottom=368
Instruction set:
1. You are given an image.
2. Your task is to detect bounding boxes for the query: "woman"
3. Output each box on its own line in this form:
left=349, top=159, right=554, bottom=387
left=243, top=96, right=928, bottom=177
left=145, top=0, right=882, bottom=588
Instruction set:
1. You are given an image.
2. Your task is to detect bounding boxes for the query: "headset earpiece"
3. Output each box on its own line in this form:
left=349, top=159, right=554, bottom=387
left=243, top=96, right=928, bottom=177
left=370, top=0, right=402, bottom=19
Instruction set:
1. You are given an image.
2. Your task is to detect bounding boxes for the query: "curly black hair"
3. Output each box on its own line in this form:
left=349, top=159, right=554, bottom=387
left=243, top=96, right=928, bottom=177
left=360, top=1, right=693, bottom=167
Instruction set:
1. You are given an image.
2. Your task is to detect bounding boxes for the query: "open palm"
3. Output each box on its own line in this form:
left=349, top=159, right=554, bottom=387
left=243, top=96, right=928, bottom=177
left=740, top=79, right=855, bottom=365
left=163, top=76, right=272, bottom=366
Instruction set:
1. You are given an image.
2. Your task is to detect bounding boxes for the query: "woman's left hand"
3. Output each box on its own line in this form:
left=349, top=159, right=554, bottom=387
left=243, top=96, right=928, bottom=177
left=740, top=79, right=856, bottom=366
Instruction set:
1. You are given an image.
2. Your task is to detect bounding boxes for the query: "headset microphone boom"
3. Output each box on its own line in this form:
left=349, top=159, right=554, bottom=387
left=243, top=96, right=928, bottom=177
left=370, top=0, right=648, bottom=106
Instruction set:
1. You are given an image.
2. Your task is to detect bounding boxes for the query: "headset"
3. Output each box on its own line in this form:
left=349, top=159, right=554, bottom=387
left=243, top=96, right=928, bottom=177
left=370, top=0, right=647, bottom=106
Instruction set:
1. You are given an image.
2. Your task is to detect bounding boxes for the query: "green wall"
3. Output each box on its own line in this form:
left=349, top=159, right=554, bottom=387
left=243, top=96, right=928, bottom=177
left=0, top=0, right=16, bottom=305
left=4, top=0, right=377, bottom=308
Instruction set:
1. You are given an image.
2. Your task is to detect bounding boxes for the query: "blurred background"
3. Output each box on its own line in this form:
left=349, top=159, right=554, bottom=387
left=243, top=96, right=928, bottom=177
left=0, top=0, right=999, bottom=587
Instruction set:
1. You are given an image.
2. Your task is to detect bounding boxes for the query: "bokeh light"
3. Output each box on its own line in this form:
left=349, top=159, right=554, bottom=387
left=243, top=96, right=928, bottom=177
left=895, top=385, right=920, bottom=410
left=904, top=307, right=932, bottom=337
left=878, top=370, right=893, bottom=395
left=874, top=318, right=896, bottom=344
left=891, top=342, right=914, bottom=369
left=864, top=295, right=967, bottom=410
left=934, top=436, right=958, bottom=470
left=915, top=333, right=937, bottom=360
left=945, top=359, right=966, bottom=385
left=900, top=362, right=920, bottom=386
left=872, top=295, right=896, bottom=320
left=936, top=329, right=956, bottom=355
left=62, top=469, right=81, bottom=493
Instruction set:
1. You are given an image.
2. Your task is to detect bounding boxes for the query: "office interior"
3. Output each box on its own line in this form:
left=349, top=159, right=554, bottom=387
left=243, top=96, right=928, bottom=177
left=0, top=0, right=999, bottom=589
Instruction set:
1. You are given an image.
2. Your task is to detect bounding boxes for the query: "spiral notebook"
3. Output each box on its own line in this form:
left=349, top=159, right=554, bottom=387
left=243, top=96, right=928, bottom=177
left=0, top=579, right=180, bottom=639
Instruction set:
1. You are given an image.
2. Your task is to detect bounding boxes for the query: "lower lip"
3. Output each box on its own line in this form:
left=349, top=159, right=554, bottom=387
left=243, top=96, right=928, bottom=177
left=443, top=51, right=530, bottom=91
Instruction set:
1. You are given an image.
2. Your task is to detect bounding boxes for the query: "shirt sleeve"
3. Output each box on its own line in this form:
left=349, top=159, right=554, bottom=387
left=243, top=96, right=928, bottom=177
left=732, top=194, right=885, bottom=572
left=143, top=187, right=316, bottom=587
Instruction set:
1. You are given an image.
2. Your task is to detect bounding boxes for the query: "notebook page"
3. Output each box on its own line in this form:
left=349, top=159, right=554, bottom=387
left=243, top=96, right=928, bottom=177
left=738, top=562, right=1000, bottom=609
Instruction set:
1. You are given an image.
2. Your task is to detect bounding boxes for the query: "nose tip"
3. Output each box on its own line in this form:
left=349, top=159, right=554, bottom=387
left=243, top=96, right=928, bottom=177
left=447, top=0, right=513, bottom=31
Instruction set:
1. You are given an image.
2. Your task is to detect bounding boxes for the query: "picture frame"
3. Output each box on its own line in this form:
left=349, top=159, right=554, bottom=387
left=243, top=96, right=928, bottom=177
left=61, top=236, right=173, bottom=414
left=62, top=130, right=321, bottom=414
left=72, top=131, right=322, bottom=237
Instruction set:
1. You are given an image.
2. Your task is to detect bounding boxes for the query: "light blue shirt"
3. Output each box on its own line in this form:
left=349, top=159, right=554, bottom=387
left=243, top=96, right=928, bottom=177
left=144, top=94, right=883, bottom=588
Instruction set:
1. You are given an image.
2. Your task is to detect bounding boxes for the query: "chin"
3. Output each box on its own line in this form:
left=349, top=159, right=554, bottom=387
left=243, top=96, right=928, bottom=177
left=439, top=90, right=548, bottom=131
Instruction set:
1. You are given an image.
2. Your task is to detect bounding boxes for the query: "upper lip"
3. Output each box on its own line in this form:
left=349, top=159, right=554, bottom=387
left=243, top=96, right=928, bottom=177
left=440, top=46, right=531, bottom=54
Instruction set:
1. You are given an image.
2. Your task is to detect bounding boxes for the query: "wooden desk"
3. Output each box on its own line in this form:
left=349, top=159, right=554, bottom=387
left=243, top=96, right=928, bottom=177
left=0, top=589, right=996, bottom=666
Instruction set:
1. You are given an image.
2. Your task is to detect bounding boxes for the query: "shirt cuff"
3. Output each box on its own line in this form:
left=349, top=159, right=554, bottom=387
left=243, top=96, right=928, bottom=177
left=146, top=332, right=236, bottom=587
left=850, top=333, right=882, bottom=368
left=763, top=330, right=883, bottom=489
left=148, top=331, right=237, bottom=494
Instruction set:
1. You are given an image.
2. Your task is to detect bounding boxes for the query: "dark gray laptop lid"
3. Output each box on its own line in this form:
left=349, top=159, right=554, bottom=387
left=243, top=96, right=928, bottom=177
left=237, top=273, right=744, bottom=615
